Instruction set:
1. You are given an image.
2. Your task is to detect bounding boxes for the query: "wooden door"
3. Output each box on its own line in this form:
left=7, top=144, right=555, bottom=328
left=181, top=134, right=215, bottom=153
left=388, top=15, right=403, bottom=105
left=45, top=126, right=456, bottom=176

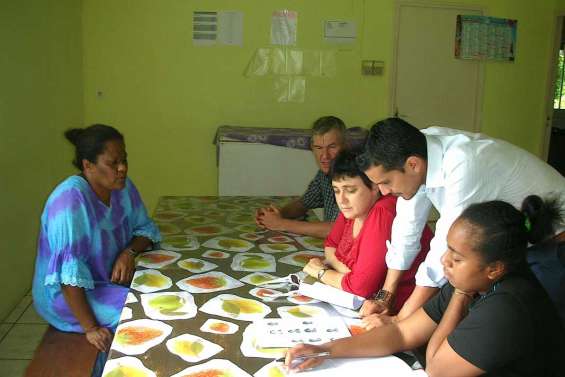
left=392, top=3, right=483, bottom=131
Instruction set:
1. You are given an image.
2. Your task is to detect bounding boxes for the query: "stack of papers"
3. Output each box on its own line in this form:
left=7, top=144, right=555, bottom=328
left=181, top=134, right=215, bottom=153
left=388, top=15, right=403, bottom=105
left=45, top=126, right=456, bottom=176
left=254, top=317, right=350, bottom=348
left=298, top=282, right=365, bottom=310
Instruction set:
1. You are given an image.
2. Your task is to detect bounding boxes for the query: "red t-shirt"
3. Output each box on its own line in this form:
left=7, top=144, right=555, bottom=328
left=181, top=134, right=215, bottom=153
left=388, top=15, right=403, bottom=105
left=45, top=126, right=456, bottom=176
left=324, top=195, right=433, bottom=312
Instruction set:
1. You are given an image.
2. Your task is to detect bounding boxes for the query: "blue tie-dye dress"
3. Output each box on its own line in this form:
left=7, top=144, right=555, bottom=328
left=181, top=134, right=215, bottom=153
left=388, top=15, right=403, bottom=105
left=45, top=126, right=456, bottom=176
left=32, top=175, right=161, bottom=332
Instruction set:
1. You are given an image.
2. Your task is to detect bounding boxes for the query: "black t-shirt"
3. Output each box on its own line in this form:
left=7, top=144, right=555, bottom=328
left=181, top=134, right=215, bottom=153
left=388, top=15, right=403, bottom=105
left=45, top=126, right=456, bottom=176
left=423, top=274, right=565, bottom=377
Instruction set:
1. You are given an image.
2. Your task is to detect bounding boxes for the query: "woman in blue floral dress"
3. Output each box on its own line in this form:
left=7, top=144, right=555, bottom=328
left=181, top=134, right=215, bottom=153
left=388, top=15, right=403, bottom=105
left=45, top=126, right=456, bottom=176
left=32, top=124, right=160, bottom=368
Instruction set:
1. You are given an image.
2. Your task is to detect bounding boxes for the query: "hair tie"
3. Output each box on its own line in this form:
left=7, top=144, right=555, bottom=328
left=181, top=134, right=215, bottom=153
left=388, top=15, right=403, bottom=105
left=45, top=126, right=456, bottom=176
left=524, top=215, right=532, bottom=232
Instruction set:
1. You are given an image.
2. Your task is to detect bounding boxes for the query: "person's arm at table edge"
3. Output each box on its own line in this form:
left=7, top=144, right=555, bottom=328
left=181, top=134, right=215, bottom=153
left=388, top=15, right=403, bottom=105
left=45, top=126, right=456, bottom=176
left=278, top=219, right=333, bottom=239
left=286, top=307, right=437, bottom=371
left=280, top=199, right=309, bottom=219
left=60, top=285, right=112, bottom=351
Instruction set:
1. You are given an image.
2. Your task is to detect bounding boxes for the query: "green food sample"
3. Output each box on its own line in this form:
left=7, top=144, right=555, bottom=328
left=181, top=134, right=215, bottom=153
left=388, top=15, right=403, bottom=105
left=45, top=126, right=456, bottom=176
left=149, top=295, right=186, bottom=315
left=218, top=239, right=248, bottom=249
left=249, top=275, right=273, bottom=285
left=268, top=244, right=288, bottom=251
left=134, top=273, right=166, bottom=287
left=241, top=258, right=270, bottom=269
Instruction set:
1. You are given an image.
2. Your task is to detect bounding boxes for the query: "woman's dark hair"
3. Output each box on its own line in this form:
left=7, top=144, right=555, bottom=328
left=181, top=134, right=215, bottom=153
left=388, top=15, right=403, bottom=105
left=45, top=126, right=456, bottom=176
left=520, top=195, right=563, bottom=244
left=64, top=124, right=124, bottom=170
left=457, top=196, right=563, bottom=272
left=356, top=117, right=427, bottom=172
left=330, top=149, right=373, bottom=189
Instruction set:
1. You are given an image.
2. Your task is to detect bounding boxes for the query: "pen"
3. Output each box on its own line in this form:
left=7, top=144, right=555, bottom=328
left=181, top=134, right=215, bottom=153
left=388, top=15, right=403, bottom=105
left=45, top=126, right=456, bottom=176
left=275, top=351, right=330, bottom=363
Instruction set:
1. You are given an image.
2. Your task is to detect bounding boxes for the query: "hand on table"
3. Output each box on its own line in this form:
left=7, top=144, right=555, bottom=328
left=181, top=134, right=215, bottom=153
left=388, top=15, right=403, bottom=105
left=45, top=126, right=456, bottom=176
left=303, top=258, right=324, bottom=278
left=361, top=313, right=397, bottom=330
left=359, top=299, right=392, bottom=317
left=285, top=343, right=329, bottom=372
left=85, top=326, right=112, bottom=352
left=111, top=250, right=136, bottom=285
left=255, top=205, right=286, bottom=231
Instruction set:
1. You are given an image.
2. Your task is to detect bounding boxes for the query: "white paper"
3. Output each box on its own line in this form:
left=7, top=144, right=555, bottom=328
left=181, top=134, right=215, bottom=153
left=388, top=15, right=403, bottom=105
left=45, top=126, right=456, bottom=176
left=135, top=250, right=181, bottom=269
left=239, top=272, right=281, bottom=286
left=294, top=356, right=415, bottom=377
left=193, top=11, right=218, bottom=46
left=258, top=243, right=297, bottom=253
left=218, top=11, right=243, bottom=46
left=125, top=292, right=138, bottom=304
left=131, top=269, right=173, bottom=294
left=140, top=291, right=197, bottom=320
left=202, top=249, right=231, bottom=259
left=324, top=20, right=356, bottom=43
left=102, top=356, right=156, bottom=377
left=161, top=235, right=200, bottom=251
left=248, top=287, right=284, bottom=301
left=255, top=317, right=350, bottom=348
left=200, top=319, right=239, bottom=335
left=240, top=232, right=264, bottom=241
left=231, top=253, right=276, bottom=272
left=166, top=333, right=223, bottom=363
left=200, top=294, right=271, bottom=321
left=112, top=319, right=172, bottom=355
left=120, top=307, right=132, bottom=321
left=240, top=323, right=287, bottom=359
left=278, top=251, right=324, bottom=267
left=177, top=257, right=218, bottom=273
left=277, top=304, right=330, bottom=319
left=294, top=236, right=324, bottom=251
left=287, top=294, right=320, bottom=305
left=171, top=359, right=252, bottom=377
left=299, top=282, right=365, bottom=310
left=254, top=361, right=287, bottom=377
left=267, top=235, right=293, bottom=243
left=203, top=236, right=255, bottom=252
left=271, top=10, right=297, bottom=45
left=176, top=271, right=244, bottom=293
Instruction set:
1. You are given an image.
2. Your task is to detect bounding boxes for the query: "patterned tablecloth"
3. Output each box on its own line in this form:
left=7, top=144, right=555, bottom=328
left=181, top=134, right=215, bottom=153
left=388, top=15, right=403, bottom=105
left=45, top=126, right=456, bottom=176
left=102, top=196, right=349, bottom=377
left=215, top=125, right=368, bottom=151
left=103, top=196, right=417, bottom=377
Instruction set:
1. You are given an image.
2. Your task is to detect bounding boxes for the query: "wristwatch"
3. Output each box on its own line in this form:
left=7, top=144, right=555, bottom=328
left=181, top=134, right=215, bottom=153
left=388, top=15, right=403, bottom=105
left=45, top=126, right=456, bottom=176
left=372, top=289, right=393, bottom=305
left=125, top=247, right=139, bottom=257
left=317, top=268, right=328, bottom=280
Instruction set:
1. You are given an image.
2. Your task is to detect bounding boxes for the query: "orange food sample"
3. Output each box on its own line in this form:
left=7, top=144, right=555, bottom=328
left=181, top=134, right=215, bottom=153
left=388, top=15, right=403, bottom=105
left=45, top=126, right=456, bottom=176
left=210, top=252, right=224, bottom=257
left=209, top=322, right=229, bottom=333
left=117, top=327, right=163, bottom=345
left=256, top=289, right=274, bottom=297
left=140, top=254, right=173, bottom=263
left=182, top=369, right=225, bottom=377
left=349, top=325, right=367, bottom=336
left=187, top=276, right=224, bottom=289
left=293, top=254, right=317, bottom=264
left=291, top=295, right=312, bottom=302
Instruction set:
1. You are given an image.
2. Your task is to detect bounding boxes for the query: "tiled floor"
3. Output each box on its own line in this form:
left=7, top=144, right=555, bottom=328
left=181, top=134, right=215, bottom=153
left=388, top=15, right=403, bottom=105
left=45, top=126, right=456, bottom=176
left=0, top=291, right=47, bottom=377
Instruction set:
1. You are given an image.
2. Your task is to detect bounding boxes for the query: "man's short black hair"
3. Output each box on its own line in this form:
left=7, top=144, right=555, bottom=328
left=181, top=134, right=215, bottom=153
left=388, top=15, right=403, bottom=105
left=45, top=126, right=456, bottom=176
left=356, top=117, right=427, bottom=172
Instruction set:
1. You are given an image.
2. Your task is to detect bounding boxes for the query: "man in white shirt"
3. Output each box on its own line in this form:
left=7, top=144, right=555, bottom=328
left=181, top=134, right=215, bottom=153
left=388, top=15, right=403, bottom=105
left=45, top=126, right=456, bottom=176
left=356, top=118, right=565, bottom=323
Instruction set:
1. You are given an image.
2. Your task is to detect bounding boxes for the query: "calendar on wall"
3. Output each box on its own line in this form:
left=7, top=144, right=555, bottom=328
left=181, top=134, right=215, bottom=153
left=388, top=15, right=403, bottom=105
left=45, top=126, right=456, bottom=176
left=455, top=15, right=517, bottom=61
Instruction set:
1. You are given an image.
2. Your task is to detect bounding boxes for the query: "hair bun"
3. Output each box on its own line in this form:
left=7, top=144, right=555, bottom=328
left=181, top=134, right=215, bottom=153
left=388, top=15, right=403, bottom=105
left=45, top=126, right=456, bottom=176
left=64, top=128, right=84, bottom=145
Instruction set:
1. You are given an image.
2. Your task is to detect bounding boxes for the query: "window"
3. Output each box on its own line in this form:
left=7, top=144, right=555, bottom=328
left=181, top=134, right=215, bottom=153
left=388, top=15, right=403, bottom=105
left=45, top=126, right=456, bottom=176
left=555, top=50, right=565, bottom=109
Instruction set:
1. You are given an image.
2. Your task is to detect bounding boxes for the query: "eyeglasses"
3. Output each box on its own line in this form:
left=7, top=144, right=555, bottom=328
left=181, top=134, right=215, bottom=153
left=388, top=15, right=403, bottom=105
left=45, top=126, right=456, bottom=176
left=256, top=272, right=305, bottom=301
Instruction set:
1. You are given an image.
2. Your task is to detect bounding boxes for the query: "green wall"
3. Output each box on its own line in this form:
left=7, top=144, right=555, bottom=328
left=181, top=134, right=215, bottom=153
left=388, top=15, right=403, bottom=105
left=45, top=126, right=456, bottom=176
left=0, top=1, right=83, bottom=320
left=82, top=0, right=561, bottom=213
left=0, top=0, right=561, bottom=319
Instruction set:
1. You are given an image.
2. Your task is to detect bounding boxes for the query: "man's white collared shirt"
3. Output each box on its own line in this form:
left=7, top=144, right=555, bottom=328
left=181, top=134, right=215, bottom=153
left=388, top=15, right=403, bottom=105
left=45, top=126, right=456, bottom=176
left=386, top=127, right=565, bottom=287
